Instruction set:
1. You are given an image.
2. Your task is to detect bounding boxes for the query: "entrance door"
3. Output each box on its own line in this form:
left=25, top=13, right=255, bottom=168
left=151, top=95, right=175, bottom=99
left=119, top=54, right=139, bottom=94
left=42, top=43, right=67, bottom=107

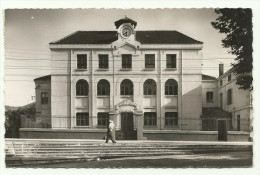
left=120, top=112, right=136, bottom=140
left=218, top=120, right=227, bottom=141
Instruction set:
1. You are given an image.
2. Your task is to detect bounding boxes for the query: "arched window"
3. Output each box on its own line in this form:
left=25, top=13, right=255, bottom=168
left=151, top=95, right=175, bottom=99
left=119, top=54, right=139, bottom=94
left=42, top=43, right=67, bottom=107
left=120, top=79, right=133, bottom=95
left=143, top=79, right=156, bottom=95
left=165, top=79, right=178, bottom=95
left=97, top=79, right=110, bottom=96
left=76, top=79, right=88, bottom=96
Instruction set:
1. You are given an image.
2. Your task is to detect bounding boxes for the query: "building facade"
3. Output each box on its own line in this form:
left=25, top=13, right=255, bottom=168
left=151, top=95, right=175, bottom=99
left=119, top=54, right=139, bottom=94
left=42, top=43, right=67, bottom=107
left=201, top=66, right=252, bottom=141
left=20, top=17, right=252, bottom=141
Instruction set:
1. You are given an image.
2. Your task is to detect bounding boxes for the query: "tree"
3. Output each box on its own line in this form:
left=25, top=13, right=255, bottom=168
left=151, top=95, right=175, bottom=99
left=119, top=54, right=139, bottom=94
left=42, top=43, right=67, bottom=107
left=5, top=103, right=35, bottom=138
left=211, top=8, right=253, bottom=90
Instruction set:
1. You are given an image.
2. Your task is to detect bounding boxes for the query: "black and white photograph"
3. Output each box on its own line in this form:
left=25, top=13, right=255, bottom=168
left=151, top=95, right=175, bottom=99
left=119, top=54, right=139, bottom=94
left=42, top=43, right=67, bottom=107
left=0, top=1, right=259, bottom=174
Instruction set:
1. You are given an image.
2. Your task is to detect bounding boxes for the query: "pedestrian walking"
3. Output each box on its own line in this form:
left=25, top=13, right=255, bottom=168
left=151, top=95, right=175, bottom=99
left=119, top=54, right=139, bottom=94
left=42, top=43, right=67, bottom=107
left=105, top=120, right=116, bottom=143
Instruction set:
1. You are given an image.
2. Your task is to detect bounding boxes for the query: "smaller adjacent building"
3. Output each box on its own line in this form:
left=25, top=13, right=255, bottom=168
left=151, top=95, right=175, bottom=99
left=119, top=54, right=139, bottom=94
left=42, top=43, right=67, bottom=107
left=201, top=64, right=252, bottom=141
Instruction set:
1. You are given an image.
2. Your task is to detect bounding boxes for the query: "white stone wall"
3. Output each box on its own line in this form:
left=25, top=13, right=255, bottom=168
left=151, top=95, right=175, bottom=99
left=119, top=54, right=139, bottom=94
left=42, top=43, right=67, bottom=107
left=202, top=81, right=218, bottom=108
left=51, top=50, right=71, bottom=129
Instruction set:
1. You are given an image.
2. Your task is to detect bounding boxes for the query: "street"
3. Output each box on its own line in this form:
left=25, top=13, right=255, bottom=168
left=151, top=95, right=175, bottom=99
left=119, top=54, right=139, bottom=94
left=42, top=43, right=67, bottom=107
left=16, top=150, right=252, bottom=168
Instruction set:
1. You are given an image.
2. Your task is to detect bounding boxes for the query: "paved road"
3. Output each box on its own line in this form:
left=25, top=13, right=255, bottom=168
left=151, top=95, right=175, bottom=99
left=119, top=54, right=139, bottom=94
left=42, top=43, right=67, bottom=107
left=18, top=150, right=252, bottom=168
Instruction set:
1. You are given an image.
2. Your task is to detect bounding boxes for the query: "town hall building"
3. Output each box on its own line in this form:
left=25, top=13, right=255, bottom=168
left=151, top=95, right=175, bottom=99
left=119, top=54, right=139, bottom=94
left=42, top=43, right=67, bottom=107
left=20, top=17, right=252, bottom=141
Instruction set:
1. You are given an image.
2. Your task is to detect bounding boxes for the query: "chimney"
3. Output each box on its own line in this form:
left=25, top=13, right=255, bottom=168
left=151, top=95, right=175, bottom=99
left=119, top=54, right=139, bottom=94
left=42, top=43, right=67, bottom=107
left=219, top=63, right=224, bottom=77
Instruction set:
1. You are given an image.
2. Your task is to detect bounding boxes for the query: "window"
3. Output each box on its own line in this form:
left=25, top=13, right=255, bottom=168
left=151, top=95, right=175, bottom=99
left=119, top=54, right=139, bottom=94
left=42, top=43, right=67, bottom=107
left=220, top=80, right=223, bottom=86
left=97, top=79, right=110, bottom=96
left=98, top=112, right=109, bottom=127
left=120, top=79, right=133, bottom=95
left=76, top=80, right=88, bottom=96
left=206, top=92, right=214, bottom=102
left=144, top=112, right=157, bottom=126
left=76, top=113, right=89, bottom=126
left=165, top=112, right=178, bottom=126
left=166, top=54, right=176, bottom=68
left=237, top=115, right=240, bottom=131
left=143, top=79, right=156, bottom=95
left=77, top=54, right=87, bottom=69
left=227, top=89, right=232, bottom=105
left=41, top=92, right=48, bottom=104
left=145, top=54, right=155, bottom=68
left=165, top=79, right=178, bottom=95
left=99, top=54, right=109, bottom=69
left=228, top=74, right=231, bottom=82
left=122, top=54, right=132, bottom=69
left=202, top=118, right=217, bottom=131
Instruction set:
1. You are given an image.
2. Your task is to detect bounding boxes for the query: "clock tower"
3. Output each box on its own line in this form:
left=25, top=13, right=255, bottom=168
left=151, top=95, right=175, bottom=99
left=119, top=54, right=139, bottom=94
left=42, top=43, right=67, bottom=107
left=114, top=16, right=137, bottom=40
left=112, top=16, right=141, bottom=54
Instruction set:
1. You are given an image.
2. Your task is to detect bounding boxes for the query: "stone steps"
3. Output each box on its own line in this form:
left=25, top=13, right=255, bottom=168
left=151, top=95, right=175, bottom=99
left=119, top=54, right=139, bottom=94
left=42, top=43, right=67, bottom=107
left=5, top=139, right=252, bottom=163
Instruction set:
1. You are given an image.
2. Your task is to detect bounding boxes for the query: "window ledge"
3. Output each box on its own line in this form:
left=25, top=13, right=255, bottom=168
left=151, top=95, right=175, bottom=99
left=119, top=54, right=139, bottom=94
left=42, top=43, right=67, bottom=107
left=97, top=68, right=109, bottom=71
left=97, top=95, right=110, bottom=98
left=165, top=68, right=177, bottom=71
left=75, top=69, right=87, bottom=71
left=120, top=68, right=132, bottom=71
left=143, top=95, right=156, bottom=98
left=165, top=95, right=178, bottom=98
left=121, top=95, right=133, bottom=98
left=143, top=68, right=155, bottom=71
left=76, top=96, right=88, bottom=98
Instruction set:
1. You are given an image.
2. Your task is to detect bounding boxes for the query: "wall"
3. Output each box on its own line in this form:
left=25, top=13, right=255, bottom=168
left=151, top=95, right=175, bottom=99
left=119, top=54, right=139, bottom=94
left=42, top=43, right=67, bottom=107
left=217, top=71, right=252, bottom=132
left=20, top=128, right=106, bottom=139
left=34, top=79, right=51, bottom=128
left=202, top=80, right=218, bottom=108
left=181, top=50, right=202, bottom=130
left=144, top=130, right=218, bottom=141
left=19, top=128, right=250, bottom=141
left=51, top=50, right=71, bottom=129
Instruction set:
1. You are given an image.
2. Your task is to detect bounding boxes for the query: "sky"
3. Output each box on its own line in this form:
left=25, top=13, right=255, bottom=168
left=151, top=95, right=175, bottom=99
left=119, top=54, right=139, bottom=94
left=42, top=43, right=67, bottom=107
left=4, top=9, right=236, bottom=106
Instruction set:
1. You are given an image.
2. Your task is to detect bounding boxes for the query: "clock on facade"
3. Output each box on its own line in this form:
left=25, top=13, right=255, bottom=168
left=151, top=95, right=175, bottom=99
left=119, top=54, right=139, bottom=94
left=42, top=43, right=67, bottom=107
left=121, top=27, right=132, bottom=38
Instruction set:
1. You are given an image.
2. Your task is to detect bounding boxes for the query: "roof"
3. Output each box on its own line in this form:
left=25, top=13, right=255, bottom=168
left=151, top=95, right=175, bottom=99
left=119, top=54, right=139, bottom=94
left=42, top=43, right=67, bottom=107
left=34, top=75, right=51, bottom=82
left=114, top=16, right=137, bottom=29
left=50, top=31, right=203, bottom=45
left=202, top=108, right=232, bottom=118
left=202, top=74, right=217, bottom=81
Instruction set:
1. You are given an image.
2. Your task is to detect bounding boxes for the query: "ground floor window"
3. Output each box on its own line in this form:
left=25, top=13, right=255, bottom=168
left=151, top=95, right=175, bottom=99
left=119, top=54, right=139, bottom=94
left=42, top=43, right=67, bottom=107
left=144, top=112, right=157, bottom=126
left=165, top=112, right=178, bottom=126
left=76, top=112, right=89, bottom=126
left=97, top=112, right=109, bottom=127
